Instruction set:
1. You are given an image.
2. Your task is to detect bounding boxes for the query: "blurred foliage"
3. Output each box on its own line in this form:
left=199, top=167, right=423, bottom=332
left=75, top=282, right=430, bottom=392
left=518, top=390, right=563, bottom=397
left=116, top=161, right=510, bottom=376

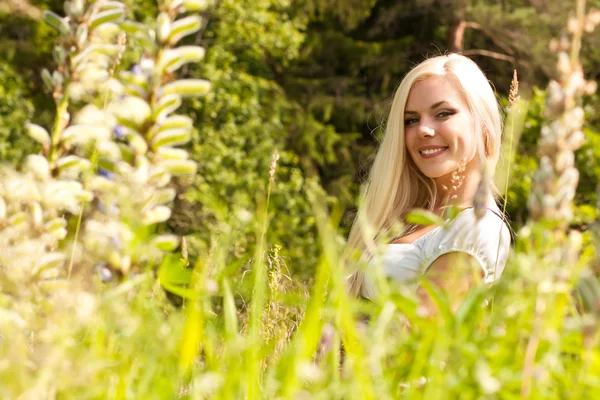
left=1, top=0, right=600, bottom=277
left=0, top=62, right=37, bottom=164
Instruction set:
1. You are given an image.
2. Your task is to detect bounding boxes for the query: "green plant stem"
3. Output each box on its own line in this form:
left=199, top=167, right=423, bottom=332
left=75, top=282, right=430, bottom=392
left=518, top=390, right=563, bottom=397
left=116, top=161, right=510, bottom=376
left=48, top=95, right=69, bottom=164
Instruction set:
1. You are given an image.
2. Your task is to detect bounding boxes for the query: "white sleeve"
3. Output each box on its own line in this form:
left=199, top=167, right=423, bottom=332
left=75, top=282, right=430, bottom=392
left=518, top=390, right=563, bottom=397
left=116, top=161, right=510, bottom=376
left=422, top=209, right=511, bottom=282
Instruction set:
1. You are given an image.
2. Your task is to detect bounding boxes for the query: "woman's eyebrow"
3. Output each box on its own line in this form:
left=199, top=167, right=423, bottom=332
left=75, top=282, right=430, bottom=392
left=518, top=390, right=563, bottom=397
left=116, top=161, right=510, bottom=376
left=405, top=100, right=450, bottom=115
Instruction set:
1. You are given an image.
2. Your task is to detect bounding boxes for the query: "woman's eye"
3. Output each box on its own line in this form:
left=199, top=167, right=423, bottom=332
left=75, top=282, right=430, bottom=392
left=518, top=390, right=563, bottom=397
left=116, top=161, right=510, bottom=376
left=437, top=110, right=455, bottom=118
left=404, top=118, right=419, bottom=125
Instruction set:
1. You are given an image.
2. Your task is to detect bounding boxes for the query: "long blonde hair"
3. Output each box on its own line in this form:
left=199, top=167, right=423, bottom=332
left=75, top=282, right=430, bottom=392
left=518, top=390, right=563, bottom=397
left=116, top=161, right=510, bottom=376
left=346, top=53, right=503, bottom=298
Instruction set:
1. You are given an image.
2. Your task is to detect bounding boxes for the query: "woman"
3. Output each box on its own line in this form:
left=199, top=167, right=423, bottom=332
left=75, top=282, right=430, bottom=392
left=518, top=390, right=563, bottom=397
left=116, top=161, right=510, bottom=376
left=346, top=54, right=511, bottom=301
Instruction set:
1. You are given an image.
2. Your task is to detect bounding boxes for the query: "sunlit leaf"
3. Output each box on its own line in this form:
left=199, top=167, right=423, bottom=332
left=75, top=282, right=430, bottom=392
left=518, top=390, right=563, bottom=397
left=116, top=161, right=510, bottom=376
left=90, top=9, right=125, bottom=31
left=160, top=79, right=211, bottom=98
left=62, top=125, right=111, bottom=145
left=180, top=0, right=209, bottom=12
left=108, top=96, right=151, bottom=128
left=24, top=155, right=51, bottom=180
left=148, top=167, right=171, bottom=187
left=56, top=155, right=92, bottom=174
left=158, top=46, right=206, bottom=74
left=152, top=94, right=182, bottom=122
left=158, top=159, right=197, bottom=176
left=98, top=1, right=126, bottom=12
left=157, top=12, right=171, bottom=44
left=142, top=205, right=172, bottom=225
left=26, top=123, right=51, bottom=147
left=155, top=147, right=189, bottom=161
left=151, top=234, right=180, bottom=251
left=148, top=116, right=192, bottom=141
left=405, top=209, right=444, bottom=226
left=43, top=11, right=71, bottom=35
left=167, top=15, right=201, bottom=45
left=152, top=188, right=177, bottom=205
left=32, top=252, right=66, bottom=278
left=150, top=128, right=191, bottom=150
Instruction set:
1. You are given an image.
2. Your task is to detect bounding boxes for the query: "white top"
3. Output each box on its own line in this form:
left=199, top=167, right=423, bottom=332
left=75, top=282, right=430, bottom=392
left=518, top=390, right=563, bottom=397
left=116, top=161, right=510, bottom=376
left=361, top=208, right=511, bottom=298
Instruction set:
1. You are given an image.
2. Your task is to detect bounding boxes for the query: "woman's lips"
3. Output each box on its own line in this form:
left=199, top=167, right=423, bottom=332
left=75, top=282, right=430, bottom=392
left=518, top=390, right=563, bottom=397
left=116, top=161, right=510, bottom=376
left=419, top=146, right=449, bottom=159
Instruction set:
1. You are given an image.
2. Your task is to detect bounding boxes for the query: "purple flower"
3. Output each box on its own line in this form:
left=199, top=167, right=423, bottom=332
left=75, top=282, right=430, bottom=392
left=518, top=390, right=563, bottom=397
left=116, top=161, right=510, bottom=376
left=98, top=169, right=114, bottom=180
left=113, top=124, right=126, bottom=139
left=131, top=65, right=142, bottom=75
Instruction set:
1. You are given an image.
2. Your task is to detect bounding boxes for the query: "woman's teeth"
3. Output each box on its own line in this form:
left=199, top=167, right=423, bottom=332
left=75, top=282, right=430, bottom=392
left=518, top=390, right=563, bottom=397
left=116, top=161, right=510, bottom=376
left=420, top=147, right=447, bottom=155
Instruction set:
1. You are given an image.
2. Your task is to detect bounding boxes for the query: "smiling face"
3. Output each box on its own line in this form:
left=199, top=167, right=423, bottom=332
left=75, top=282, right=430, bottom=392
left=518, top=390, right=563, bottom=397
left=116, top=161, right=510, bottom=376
left=403, top=76, right=480, bottom=180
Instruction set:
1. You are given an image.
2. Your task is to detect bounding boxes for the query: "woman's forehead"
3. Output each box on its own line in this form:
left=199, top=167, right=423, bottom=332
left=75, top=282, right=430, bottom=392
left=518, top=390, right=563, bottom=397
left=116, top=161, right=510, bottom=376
left=405, top=76, right=467, bottom=110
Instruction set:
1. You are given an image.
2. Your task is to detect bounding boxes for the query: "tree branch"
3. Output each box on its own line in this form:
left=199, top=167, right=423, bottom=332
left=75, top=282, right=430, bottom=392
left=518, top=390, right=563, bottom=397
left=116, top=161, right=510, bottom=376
left=0, top=0, right=42, bottom=19
left=462, top=49, right=516, bottom=63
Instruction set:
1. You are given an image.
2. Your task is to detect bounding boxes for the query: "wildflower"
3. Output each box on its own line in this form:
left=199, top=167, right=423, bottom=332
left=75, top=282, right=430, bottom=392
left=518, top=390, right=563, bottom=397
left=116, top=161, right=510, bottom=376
left=269, top=150, right=280, bottom=184
left=98, top=169, right=114, bottom=180
left=113, top=124, right=126, bottom=139
left=508, top=70, right=520, bottom=110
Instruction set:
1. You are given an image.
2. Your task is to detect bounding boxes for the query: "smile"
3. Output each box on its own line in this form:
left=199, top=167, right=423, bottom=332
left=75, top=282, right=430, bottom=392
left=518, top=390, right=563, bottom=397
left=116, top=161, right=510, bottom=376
left=419, top=146, right=449, bottom=158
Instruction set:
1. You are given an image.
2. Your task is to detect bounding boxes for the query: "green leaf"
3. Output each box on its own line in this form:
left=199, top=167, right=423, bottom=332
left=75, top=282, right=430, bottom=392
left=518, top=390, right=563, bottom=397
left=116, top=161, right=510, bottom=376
left=445, top=205, right=462, bottom=221
left=44, top=217, right=67, bottom=232
left=147, top=115, right=192, bottom=141
left=158, top=159, right=197, bottom=176
left=160, top=79, right=211, bottom=98
left=41, top=69, right=54, bottom=90
left=454, top=284, right=490, bottom=326
left=158, top=46, right=206, bottom=74
left=32, top=253, right=66, bottom=278
left=61, top=125, right=111, bottom=145
left=157, top=12, right=171, bottom=44
left=153, top=94, right=182, bottom=122
left=180, top=0, right=210, bottom=12
left=167, top=15, right=202, bottom=45
left=90, top=9, right=125, bottom=31
left=405, top=209, right=444, bottom=226
left=151, top=234, right=180, bottom=251
left=151, top=128, right=191, bottom=150
left=148, top=167, right=171, bottom=187
left=75, top=24, right=88, bottom=48
left=26, top=123, right=51, bottom=147
left=128, top=132, right=148, bottom=155
left=142, top=205, right=172, bottom=225
left=43, top=11, right=71, bottom=35
left=222, top=278, right=238, bottom=339
left=24, top=155, right=50, bottom=180
left=158, top=254, right=192, bottom=286
left=98, top=1, right=126, bottom=12
left=155, top=147, right=189, bottom=161
left=120, top=20, right=151, bottom=36
left=108, top=96, right=151, bottom=128
left=56, top=155, right=92, bottom=174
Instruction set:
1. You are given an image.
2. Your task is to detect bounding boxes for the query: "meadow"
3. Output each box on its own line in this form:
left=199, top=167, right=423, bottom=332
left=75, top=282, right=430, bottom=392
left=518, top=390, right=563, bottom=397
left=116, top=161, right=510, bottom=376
left=1, top=0, right=600, bottom=398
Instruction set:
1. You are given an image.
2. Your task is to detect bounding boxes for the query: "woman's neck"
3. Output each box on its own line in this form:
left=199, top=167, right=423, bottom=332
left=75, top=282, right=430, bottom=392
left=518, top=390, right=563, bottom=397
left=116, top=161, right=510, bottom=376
left=433, top=159, right=485, bottom=211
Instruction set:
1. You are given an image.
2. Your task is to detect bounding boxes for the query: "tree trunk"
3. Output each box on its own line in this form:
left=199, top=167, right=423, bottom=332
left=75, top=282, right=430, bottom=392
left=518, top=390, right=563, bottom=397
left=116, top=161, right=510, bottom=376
left=447, top=0, right=467, bottom=53
left=447, top=19, right=467, bottom=52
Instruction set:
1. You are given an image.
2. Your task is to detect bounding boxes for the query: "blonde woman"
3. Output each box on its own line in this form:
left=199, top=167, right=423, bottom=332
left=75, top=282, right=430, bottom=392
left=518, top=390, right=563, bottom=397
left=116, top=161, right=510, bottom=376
left=347, top=54, right=511, bottom=302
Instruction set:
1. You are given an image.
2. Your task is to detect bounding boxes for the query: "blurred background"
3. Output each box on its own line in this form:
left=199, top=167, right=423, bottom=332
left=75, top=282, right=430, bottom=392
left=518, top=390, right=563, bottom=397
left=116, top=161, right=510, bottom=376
left=1, top=0, right=599, bottom=277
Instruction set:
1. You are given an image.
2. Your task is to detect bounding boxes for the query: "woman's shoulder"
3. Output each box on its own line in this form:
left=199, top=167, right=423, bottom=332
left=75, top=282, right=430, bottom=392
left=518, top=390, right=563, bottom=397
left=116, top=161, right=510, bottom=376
left=422, top=207, right=511, bottom=280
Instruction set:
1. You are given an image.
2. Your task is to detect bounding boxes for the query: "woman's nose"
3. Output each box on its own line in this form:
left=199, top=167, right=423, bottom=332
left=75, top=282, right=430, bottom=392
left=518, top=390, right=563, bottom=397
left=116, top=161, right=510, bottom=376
left=417, top=121, right=435, bottom=138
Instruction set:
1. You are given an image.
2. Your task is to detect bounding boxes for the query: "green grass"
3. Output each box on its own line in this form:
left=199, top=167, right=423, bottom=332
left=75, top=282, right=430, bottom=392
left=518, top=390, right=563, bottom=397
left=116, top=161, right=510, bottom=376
left=2, top=196, right=600, bottom=399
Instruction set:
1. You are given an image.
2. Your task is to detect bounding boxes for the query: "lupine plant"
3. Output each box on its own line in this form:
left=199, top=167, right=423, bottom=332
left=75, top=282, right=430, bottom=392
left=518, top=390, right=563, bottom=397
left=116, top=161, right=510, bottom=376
left=17, top=0, right=210, bottom=283
left=528, top=1, right=599, bottom=226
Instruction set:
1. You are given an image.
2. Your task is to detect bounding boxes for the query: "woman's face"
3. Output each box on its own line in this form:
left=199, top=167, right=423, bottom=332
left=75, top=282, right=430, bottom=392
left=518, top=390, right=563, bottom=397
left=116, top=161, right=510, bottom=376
left=403, top=76, right=479, bottom=179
